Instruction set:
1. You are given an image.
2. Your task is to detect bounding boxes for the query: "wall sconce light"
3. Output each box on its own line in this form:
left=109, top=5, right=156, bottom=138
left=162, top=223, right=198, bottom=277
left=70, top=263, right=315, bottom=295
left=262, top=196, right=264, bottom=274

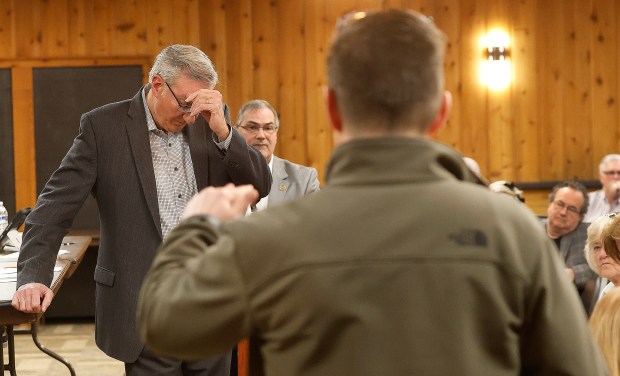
left=479, top=29, right=511, bottom=91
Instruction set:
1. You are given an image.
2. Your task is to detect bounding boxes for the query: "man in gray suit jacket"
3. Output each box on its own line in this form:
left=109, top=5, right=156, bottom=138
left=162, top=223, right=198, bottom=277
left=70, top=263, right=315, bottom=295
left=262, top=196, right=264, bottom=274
left=12, top=45, right=271, bottom=376
left=236, top=99, right=319, bottom=211
left=542, top=180, right=597, bottom=311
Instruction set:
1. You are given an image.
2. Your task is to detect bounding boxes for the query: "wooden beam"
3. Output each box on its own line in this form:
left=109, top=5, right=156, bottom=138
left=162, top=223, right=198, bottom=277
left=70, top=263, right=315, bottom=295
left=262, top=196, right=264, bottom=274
left=12, top=66, right=36, bottom=209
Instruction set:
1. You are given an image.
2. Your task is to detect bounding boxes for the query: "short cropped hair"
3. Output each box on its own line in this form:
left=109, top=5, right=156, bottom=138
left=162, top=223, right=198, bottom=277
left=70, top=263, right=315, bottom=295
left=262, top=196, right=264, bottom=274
left=148, top=44, right=218, bottom=87
left=547, top=180, right=589, bottom=215
left=236, top=99, right=280, bottom=128
left=599, top=154, right=620, bottom=174
left=327, top=9, right=445, bottom=133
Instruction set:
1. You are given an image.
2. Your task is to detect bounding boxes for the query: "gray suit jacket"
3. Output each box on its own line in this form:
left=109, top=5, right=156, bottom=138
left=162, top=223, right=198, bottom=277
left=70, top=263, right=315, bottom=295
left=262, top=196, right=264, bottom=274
left=17, top=88, right=271, bottom=362
left=541, top=221, right=594, bottom=289
left=540, top=220, right=597, bottom=309
left=558, top=223, right=596, bottom=287
left=267, top=156, right=320, bottom=207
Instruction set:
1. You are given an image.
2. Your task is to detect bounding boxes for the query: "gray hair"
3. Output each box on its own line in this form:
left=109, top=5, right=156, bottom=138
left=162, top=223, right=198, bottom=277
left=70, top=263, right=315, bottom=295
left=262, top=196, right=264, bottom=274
left=236, top=99, right=280, bottom=128
left=327, top=9, right=445, bottom=133
left=584, top=214, right=616, bottom=274
left=148, top=44, right=218, bottom=87
left=548, top=180, right=590, bottom=215
left=599, top=154, right=620, bottom=174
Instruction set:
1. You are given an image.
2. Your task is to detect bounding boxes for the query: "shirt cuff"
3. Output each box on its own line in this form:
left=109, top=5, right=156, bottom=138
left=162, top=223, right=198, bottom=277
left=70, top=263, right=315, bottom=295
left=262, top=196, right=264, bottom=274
left=212, top=125, right=232, bottom=151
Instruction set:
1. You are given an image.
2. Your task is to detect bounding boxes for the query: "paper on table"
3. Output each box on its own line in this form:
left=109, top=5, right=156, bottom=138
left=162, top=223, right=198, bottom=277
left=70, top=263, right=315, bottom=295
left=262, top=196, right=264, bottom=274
left=0, top=266, right=62, bottom=283
left=0, top=249, right=69, bottom=262
left=2, top=245, right=18, bottom=253
left=0, top=252, right=18, bottom=261
left=7, top=229, right=22, bottom=250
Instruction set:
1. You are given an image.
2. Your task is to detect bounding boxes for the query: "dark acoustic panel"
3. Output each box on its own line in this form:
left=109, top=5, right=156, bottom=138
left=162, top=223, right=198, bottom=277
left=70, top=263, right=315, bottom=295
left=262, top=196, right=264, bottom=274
left=33, top=66, right=143, bottom=230
left=0, top=69, right=15, bottom=218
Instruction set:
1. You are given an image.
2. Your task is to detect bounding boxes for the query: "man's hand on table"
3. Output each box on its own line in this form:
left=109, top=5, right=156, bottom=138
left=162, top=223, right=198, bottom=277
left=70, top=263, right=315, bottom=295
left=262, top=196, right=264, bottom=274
left=11, top=283, right=54, bottom=313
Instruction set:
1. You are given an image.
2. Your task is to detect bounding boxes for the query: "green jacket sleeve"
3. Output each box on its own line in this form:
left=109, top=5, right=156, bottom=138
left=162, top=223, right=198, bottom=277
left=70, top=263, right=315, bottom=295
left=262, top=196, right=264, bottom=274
left=136, top=215, right=250, bottom=359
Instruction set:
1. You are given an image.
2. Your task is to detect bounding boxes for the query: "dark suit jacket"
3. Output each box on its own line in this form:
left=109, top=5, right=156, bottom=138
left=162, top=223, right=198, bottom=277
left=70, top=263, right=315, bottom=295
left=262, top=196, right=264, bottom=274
left=17, top=88, right=271, bottom=362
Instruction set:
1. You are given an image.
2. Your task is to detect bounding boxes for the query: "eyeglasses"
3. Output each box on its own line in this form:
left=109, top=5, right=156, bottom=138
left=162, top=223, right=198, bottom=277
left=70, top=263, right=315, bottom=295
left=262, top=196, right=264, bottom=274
left=237, top=124, right=279, bottom=135
left=553, top=200, right=581, bottom=215
left=164, top=81, right=192, bottom=113
left=603, top=170, right=620, bottom=176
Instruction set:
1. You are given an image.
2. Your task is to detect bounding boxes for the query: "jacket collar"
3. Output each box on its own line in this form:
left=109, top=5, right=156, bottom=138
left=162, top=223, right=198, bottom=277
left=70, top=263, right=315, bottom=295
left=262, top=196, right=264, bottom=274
left=125, top=86, right=163, bottom=237
left=325, top=136, right=486, bottom=187
left=268, top=156, right=288, bottom=202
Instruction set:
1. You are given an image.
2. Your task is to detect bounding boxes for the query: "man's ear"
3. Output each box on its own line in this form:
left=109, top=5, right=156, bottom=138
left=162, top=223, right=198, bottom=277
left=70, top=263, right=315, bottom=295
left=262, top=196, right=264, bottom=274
left=151, top=74, right=165, bottom=97
left=427, top=91, right=452, bottom=136
left=325, top=87, right=343, bottom=133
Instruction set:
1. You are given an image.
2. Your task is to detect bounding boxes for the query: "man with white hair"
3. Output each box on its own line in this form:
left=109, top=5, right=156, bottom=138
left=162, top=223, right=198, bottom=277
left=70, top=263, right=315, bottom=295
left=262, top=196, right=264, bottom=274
left=584, top=154, right=620, bottom=222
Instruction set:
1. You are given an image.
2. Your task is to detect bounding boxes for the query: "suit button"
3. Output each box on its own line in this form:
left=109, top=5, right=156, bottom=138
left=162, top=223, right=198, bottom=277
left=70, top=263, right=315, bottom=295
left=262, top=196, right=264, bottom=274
left=228, top=160, right=240, bottom=170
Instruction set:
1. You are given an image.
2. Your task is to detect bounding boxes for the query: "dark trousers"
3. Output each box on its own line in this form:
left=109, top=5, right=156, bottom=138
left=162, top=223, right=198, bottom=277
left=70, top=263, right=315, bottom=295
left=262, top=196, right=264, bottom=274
left=125, top=346, right=231, bottom=376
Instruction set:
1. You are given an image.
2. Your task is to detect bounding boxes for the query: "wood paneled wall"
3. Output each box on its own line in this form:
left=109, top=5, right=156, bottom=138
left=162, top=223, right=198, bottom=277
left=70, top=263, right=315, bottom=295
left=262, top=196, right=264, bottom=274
left=2, top=0, right=620, bottom=214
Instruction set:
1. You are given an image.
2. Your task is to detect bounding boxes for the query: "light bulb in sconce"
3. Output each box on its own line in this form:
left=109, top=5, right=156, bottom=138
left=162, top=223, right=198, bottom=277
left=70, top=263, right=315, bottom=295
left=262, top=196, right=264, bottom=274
left=479, top=29, right=511, bottom=91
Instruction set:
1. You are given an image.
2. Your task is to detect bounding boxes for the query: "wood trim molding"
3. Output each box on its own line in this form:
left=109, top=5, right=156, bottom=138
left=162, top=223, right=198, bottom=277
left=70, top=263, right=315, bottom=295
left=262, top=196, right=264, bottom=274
left=0, top=58, right=150, bottom=69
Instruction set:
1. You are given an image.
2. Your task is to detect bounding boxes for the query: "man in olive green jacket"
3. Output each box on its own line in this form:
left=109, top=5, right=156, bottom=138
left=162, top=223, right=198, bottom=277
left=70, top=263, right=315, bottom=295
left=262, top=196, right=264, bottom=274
left=137, top=10, right=608, bottom=376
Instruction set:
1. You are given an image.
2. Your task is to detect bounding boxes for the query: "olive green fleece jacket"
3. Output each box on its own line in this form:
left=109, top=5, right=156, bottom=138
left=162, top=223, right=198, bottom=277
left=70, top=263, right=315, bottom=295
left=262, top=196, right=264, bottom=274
left=138, top=136, right=609, bottom=376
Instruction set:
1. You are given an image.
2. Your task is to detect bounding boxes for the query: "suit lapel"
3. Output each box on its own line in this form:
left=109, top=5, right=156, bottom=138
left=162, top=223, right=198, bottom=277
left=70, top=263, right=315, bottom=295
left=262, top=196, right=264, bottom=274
left=189, top=104, right=233, bottom=190
left=125, top=88, right=162, bottom=237
left=186, top=117, right=210, bottom=190
left=268, top=156, right=288, bottom=206
left=559, top=234, right=572, bottom=262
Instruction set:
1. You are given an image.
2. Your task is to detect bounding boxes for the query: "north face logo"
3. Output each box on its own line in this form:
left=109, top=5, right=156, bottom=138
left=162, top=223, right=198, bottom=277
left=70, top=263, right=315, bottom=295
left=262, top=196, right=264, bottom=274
left=448, top=229, right=487, bottom=247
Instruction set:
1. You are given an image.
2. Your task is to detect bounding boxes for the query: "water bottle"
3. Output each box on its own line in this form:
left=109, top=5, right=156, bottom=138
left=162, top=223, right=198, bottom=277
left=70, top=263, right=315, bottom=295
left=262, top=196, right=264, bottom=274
left=0, top=201, right=7, bottom=234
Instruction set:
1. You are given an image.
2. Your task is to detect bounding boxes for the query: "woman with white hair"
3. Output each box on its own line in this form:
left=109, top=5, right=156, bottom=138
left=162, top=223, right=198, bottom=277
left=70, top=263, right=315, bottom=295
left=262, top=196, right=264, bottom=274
left=584, top=213, right=620, bottom=311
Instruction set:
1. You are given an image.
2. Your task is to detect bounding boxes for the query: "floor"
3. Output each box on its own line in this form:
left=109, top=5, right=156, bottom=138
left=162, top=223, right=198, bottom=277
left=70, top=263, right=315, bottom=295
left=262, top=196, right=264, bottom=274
left=3, top=321, right=124, bottom=376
